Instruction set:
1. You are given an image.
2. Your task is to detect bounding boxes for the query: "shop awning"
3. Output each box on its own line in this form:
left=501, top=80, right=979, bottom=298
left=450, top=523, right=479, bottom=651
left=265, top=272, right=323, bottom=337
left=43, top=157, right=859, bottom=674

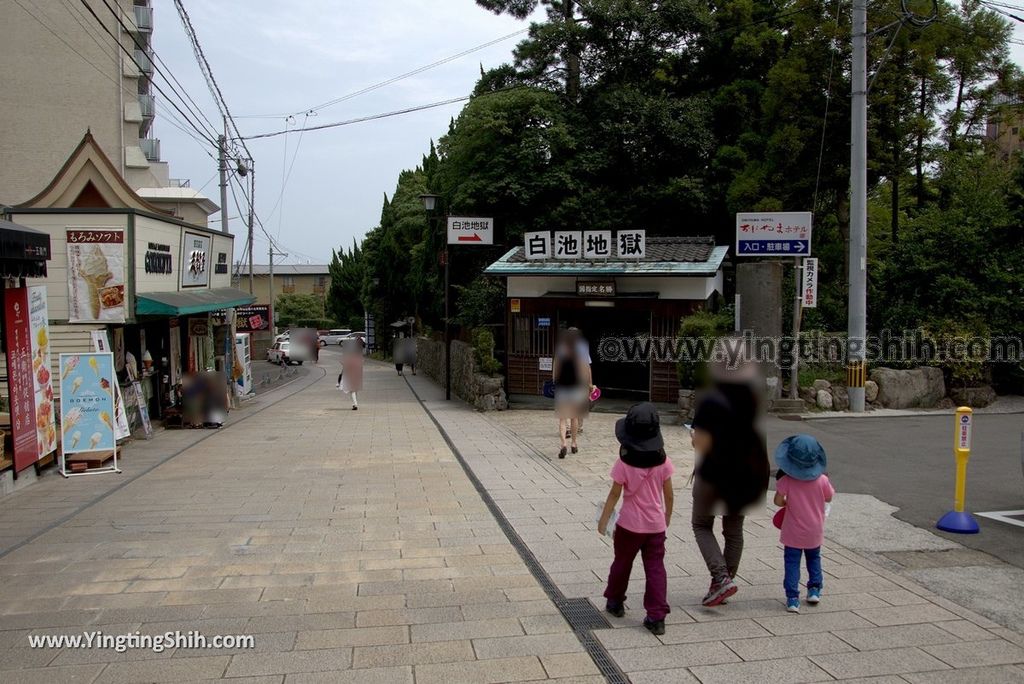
left=0, top=219, right=50, bottom=278
left=136, top=288, right=256, bottom=316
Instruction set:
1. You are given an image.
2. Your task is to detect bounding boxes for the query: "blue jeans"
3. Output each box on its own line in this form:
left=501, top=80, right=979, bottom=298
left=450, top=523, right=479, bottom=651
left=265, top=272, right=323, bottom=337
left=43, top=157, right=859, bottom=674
left=784, top=546, right=823, bottom=599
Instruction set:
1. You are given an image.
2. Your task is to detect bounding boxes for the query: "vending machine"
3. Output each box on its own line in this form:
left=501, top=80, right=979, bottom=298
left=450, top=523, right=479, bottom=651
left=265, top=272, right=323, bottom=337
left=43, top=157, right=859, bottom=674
left=234, top=333, right=253, bottom=398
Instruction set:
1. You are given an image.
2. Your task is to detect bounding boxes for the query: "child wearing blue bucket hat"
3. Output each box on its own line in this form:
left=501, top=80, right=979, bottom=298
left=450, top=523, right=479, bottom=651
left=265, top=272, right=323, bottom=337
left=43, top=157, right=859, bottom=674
left=772, top=434, right=834, bottom=614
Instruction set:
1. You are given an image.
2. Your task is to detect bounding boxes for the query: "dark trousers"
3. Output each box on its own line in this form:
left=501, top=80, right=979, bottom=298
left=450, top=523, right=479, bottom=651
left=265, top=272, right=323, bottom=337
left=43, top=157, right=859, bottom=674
left=603, top=526, right=669, bottom=621
left=691, top=475, right=745, bottom=583
left=784, top=546, right=823, bottom=599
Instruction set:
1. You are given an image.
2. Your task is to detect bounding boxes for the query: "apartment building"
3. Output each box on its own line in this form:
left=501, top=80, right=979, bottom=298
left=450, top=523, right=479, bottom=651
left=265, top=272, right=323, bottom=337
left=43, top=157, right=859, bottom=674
left=985, top=95, right=1024, bottom=161
left=233, top=265, right=331, bottom=308
left=1, top=0, right=217, bottom=226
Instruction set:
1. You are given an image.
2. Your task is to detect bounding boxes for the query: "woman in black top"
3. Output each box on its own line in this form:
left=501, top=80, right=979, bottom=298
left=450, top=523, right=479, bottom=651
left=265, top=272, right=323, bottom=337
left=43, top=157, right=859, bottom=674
left=552, top=329, right=590, bottom=458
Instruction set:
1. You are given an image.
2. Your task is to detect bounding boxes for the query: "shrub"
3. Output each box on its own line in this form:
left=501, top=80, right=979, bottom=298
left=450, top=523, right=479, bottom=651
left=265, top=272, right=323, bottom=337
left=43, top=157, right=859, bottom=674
left=676, top=309, right=732, bottom=389
left=472, top=328, right=502, bottom=376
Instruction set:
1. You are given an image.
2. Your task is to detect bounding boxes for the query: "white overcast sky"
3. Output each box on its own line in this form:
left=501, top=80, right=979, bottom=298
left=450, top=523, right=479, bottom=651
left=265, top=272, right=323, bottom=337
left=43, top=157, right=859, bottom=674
left=152, top=0, right=539, bottom=266
left=152, top=1, right=1024, bottom=267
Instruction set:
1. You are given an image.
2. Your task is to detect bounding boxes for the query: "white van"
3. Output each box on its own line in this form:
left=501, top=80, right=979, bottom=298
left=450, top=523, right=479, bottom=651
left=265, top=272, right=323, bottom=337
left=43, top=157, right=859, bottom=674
left=319, top=329, right=351, bottom=346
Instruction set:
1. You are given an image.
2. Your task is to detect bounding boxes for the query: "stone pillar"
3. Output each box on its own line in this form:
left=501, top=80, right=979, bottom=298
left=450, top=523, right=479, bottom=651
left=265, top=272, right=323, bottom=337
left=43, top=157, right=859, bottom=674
left=736, top=262, right=784, bottom=399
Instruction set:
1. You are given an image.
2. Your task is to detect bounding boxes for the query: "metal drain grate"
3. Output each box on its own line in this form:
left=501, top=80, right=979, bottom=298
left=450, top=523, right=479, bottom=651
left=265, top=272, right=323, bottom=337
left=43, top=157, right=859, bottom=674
left=578, top=631, right=630, bottom=684
left=556, top=597, right=612, bottom=632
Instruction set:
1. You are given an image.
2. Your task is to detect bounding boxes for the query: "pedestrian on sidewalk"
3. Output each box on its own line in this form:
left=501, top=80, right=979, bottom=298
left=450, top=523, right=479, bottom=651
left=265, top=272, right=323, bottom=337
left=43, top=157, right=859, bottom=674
left=598, top=402, right=674, bottom=635
left=773, top=434, right=834, bottom=613
left=567, top=327, right=591, bottom=437
left=340, top=336, right=365, bottom=410
left=394, top=334, right=405, bottom=376
left=689, top=351, right=769, bottom=607
left=553, top=329, right=589, bottom=458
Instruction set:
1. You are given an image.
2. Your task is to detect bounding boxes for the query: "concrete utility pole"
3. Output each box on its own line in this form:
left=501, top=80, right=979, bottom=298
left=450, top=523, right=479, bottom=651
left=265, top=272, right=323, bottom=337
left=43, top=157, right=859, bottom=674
left=247, top=163, right=255, bottom=295
left=848, top=0, right=868, bottom=412
left=268, top=243, right=288, bottom=334
left=790, top=257, right=803, bottom=400
left=218, top=118, right=229, bottom=236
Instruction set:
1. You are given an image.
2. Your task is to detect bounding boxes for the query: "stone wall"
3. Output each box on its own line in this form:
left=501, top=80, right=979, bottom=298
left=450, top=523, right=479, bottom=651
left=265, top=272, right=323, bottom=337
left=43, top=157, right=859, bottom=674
left=415, top=337, right=508, bottom=411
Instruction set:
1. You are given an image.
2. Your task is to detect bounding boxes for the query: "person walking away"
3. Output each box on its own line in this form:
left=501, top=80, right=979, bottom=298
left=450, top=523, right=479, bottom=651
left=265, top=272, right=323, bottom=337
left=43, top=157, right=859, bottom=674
left=568, top=327, right=591, bottom=436
left=597, top=402, right=674, bottom=635
left=394, top=334, right=405, bottom=376
left=690, top=351, right=769, bottom=607
left=405, top=335, right=417, bottom=375
left=552, top=330, right=589, bottom=458
left=773, top=434, right=834, bottom=613
left=341, top=336, right=365, bottom=409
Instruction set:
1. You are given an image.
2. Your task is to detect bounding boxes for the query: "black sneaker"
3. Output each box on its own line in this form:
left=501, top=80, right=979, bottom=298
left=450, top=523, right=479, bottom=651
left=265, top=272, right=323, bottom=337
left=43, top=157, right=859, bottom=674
left=643, top=618, right=665, bottom=635
left=605, top=601, right=625, bottom=618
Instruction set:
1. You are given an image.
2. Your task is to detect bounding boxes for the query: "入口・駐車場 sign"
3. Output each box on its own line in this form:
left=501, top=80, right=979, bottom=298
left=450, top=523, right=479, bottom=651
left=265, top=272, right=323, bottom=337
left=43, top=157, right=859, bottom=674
left=736, top=212, right=812, bottom=256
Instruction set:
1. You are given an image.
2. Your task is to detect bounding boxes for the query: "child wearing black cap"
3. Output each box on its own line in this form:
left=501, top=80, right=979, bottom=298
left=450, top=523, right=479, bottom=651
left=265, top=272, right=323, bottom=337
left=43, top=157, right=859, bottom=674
left=597, top=402, right=675, bottom=635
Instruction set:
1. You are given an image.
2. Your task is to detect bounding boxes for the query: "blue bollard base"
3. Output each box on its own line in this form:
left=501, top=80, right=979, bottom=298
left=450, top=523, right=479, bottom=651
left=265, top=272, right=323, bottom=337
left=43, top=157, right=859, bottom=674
left=936, top=511, right=980, bottom=534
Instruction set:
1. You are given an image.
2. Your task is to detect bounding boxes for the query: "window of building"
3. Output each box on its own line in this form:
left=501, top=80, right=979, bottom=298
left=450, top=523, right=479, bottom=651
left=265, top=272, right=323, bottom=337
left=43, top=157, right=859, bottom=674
left=313, top=275, right=327, bottom=294
left=282, top=276, right=296, bottom=293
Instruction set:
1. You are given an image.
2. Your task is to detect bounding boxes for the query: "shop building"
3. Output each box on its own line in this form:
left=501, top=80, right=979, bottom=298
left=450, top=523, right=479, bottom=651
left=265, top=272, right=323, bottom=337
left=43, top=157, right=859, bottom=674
left=484, top=236, right=726, bottom=403
left=3, top=133, right=254, bottom=424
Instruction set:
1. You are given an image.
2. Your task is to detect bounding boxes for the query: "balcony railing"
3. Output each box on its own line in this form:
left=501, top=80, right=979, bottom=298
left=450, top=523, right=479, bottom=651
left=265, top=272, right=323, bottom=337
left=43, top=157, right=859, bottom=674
left=139, top=93, right=155, bottom=119
left=133, top=5, right=153, bottom=32
left=133, top=49, right=153, bottom=74
left=140, top=138, right=160, bottom=161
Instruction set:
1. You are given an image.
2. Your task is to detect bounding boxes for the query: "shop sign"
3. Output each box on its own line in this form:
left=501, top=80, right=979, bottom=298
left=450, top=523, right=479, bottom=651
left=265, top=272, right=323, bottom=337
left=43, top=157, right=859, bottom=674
left=235, top=305, right=271, bottom=332
left=58, top=352, right=116, bottom=454
left=215, top=252, right=228, bottom=275
left=736, top=211, right=812, bottom=256
left=4, top=287, right=56, bottom=471
left=510, top=298, right=521, bottom=313
left=188, top=318, right=210, bottom=337
left=523, top=230, right=644, bottom=260
left=67, top=229, right=126, bottom=323
left=145, top=242, right=173, bottom=274
left=802, top=257, right=818, bottom=308
left=181, top=231, right=211, bottom=288
left=577, top=281, right=615, bottom=297
left=447, top=217, right=493, bottom=245
left=539, top=357, right=553, bottom=372
left=537, top=317, right=551, bottom=328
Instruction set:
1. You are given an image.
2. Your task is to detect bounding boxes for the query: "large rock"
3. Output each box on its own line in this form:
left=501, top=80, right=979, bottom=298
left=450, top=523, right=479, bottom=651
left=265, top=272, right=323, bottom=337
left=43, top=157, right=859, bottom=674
left=800, top=386, right=817, bottom=404
left=832, top=385, right=850, bottom=411
left=865, top=380, right=879, bottom=403
left=812, top=379, right=832, bottom=392
left=869, top=367, right=946, bottom=409
left=950, top=385, right=997, bottom=408
left=816, top=389, right=833, bottom=410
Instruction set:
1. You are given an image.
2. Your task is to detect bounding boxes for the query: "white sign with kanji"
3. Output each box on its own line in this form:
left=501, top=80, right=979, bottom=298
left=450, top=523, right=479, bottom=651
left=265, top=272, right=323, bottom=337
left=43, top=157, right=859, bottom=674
left=447, top=217, right=493, bottom=245
left=583, top=231, right=612, bottom=259
left=554, top=231, right=583, bottom=259
left=617, top=230, right=646, bottom=258
left=736, top=212, right=812, bottom=256
left=802, top=257, right=818, bottom=308
left=524, top=232, right=551, bottom=260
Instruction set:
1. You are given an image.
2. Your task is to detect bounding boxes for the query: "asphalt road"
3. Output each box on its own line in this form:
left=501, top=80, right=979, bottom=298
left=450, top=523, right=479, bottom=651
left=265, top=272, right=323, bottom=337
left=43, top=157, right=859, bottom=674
left=766, top=413, right=1024, bottom=569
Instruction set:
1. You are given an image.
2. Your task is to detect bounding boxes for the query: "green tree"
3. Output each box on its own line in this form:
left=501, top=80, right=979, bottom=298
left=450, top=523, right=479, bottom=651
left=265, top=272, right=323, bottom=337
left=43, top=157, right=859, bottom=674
left=275, top=293, right=327, bottom=328
left=327, top=239, right=364, bottom=326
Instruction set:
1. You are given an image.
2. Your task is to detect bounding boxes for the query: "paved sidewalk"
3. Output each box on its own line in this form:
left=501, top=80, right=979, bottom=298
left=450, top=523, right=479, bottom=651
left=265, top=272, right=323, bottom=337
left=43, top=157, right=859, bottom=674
left=0, top=363, right=592, bottom=683
left=406, top=373, right=1024, bottom=683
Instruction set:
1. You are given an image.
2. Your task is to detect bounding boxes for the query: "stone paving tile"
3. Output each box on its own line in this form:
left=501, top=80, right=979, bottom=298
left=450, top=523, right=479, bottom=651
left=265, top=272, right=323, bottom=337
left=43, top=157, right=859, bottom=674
left=854, top=603, right=963, bottom=626
left=724, top=632, right=855, bottom=661
left=902, top=664, right=1024, bottom=683
left=610, top=641, right=740, bottom=672
left=356, top=607, right=464, bottom=628
left=284, top=666, right=413, bottom=683
left=413, top=655, right=547, bottom=684
left=688, top=656, right=834, bottom=684
left=921, top=640, right=1024, bottom=668
left=0, top=663, right=106, bottom=683
left=810, top=647, right=951, bottom=678
left=294, top=626, right=408, bottom=650
left=472, top=633, right=584, bottom=659
left=411, top=618, right=525, bottom=642
left=625, top=668, right=701, bottom=684
left=934, top=619, right=1004, bottom=642
left=540, top=652, right=600, bottom=678
left=352, top=640, right=476, bottom=668
left=520, top=613, right=572, bottom=635
left=95, top=654, right=231, bottom=683
left=224, top=648, right=354, bottom=678
left=460, top=600, right=560, bottom=621
left=754, top=610, right=875, bottom=636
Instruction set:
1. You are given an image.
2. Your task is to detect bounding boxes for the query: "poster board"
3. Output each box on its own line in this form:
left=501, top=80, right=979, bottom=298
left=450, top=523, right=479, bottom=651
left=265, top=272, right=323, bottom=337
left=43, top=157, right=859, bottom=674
left=90, top=330, right=130, bottom=440
left=58, top=352, right=120, bottom=476
left=66, top=229, right=126, bottom=323
left=131, top=381, right=153, bottom=439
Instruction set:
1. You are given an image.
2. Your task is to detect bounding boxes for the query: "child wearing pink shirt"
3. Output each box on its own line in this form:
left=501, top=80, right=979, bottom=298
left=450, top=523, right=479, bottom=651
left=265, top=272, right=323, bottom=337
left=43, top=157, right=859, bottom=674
left=773, top=434, right=835, bottom=613
left=597, top=403, right=675, bottom=635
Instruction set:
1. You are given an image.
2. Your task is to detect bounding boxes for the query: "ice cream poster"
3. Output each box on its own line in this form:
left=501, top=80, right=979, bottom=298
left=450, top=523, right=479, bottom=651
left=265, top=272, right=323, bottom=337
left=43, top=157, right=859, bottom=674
left=66, top=229, right=126, bottom=323
left=59, top=352, right=116, bottom=454
left=28, top=287, right=57, bottom=459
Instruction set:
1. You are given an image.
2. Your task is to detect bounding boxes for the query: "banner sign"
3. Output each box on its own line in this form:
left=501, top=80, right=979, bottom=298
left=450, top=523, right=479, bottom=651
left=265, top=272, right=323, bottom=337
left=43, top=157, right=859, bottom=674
left=59, top=352, right=116, bottom=454
left=28, top=287, right=56, bottom=461
left=736, top=211, right=812, bottom=256
left=802, top=257, right=819, bottom=308
left=523, top=230, right=645, bottom=260
left=4, top=287, right=55, bottom=471
left=67, top=229, right=126, bottom=323
left=235, top=305, right=271, bottom=332
left=181, top=231, right=211, bottom=287
left=90, top=331, right=130, bottom=440
left=447, top=217, right=493, bottom=245
left=132, top=381, right=153, bottom=439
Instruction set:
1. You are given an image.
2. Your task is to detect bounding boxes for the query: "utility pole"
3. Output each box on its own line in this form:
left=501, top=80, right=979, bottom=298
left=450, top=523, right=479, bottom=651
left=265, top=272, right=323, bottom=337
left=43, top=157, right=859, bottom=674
left=218, top=118, right=229, bottom=236
left=247, top=162, right=255, bottom=295
left=268, top=243, right=287, bottom=335
left=848, top=0, right=868, bottom=412
left=790, top=257, right=803, bottom=400
left=443, top=245, right=451, bottom=401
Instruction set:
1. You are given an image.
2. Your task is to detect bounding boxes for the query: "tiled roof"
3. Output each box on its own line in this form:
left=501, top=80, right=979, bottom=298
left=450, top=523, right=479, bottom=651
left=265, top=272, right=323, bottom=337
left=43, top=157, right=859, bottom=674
left=235, top=264, right=330, bottom=276
left=485, top=237, right=726, bottom=276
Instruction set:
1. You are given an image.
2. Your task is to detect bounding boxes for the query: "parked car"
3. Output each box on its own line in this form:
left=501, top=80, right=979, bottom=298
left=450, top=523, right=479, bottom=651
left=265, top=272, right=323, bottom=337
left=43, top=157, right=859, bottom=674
left=345, top=331, right=366, bottom=342
left=266, top=340, right=302, bottom=365
left=319, top=329, right=351, bottom=346
left=274, top=330, right=290, bottom=344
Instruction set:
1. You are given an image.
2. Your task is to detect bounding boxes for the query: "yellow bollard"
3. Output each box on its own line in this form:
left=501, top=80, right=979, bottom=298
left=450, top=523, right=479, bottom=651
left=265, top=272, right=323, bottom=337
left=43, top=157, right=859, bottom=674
left=937, top=407, right=980, bottom=533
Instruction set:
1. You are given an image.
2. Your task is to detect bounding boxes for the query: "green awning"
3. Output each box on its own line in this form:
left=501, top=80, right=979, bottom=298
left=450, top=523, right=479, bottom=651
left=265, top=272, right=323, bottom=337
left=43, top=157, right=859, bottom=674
left=136, top=288, right=256, bottom=316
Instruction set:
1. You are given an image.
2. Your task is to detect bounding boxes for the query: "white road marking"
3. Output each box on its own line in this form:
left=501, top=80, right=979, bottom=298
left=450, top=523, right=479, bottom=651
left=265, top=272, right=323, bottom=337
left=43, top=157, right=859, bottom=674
left=976, top=510, right=1024, bottom=529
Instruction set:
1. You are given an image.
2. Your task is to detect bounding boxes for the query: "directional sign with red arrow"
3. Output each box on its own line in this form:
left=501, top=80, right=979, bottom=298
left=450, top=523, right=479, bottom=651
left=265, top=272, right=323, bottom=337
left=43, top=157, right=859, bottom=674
left=447, top=216, right=493, bottom=246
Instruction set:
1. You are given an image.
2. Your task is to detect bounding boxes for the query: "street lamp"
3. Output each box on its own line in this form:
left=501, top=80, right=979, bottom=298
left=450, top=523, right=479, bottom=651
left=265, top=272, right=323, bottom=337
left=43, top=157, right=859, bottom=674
left=419, top=193, right=450, bottom=401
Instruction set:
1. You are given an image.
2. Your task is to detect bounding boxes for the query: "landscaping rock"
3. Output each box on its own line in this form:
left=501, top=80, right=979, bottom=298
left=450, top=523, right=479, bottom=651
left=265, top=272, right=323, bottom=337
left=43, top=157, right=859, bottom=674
left=812, top=379, right=832, bottom=392
left=950, top=385, right=997, bottom=408
left=869, top=367, right=946, bottom=409
left=832, top=385, right=850, bottom=411
left=816, top=389, right=833, bottom=410
left=937, top=397, right=956, bottom=410
left=800, top=386, right=817, bottom=404
left=865, top=379, right=879, bottom=403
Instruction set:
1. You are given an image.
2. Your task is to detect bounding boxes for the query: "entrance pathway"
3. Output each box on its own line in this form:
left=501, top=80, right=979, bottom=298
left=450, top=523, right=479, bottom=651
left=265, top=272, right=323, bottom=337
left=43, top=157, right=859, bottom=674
left=405, top=373, right=1024, bottom=683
